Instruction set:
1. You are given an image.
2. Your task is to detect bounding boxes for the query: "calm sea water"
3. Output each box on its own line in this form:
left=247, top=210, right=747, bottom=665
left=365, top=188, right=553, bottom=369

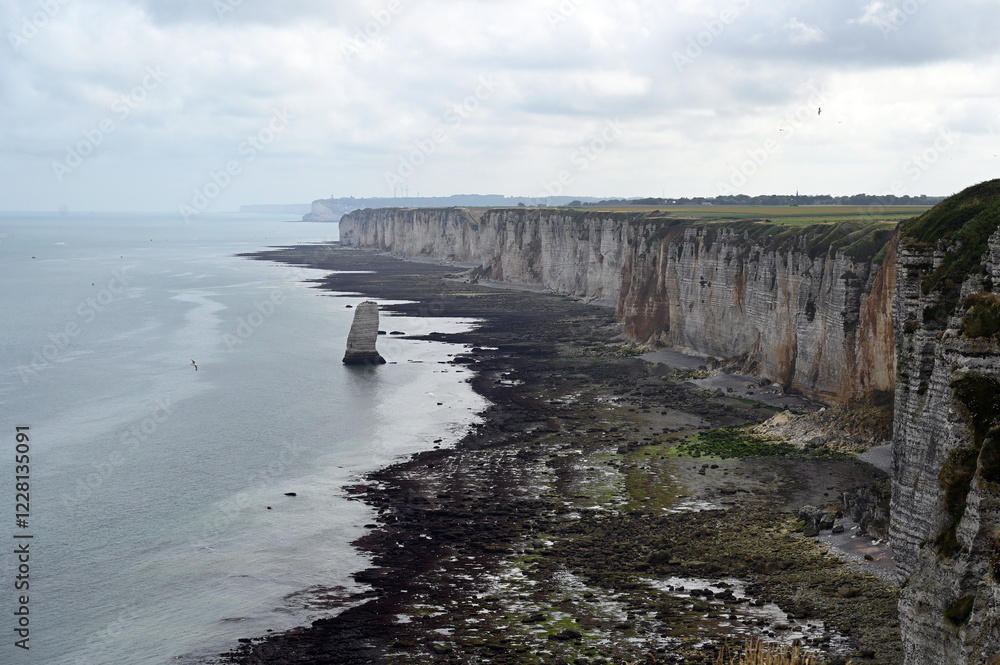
left=0, top=213, right=486, bottom=664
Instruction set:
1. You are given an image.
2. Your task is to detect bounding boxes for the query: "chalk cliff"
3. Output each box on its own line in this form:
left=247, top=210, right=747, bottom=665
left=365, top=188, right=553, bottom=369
left=339, top=207, right=897, bottom=403
left=891, top=181, right=1000, bottom=665
left=343, top=301, right=385, bottom=365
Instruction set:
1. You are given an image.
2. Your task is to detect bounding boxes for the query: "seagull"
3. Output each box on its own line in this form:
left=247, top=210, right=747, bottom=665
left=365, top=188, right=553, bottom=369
left=191, top=360, right=198, bottom=371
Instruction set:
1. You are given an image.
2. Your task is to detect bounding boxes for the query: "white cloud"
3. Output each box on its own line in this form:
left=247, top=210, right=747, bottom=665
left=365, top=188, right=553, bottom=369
left=0, top=0, right=998, bottom=210
left=784, top=17, right=825, bottom=44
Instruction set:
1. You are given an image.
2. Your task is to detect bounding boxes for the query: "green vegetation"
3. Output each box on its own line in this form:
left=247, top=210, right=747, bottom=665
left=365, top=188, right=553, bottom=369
left=935, top=447, right=979, bottom=557
left=960, top=291, right=1000, bottom=339
left=675, top=426, right=846, bottom=459
left=902, top=179, right=1000, bottom=309
left=585, top=204, right=928, bottom=226
left=944, top=594, right=976, bottom=627
left=935, top=373, right=1000, bottom=555
left=952, top=373, right=1000, bottom=486
left=636, top=214, right=900, bottom=263
left=951, top=373, right=1000, bottom=449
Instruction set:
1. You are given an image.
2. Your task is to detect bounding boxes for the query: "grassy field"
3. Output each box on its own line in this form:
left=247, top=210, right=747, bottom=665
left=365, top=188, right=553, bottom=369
left=581, top=204, right=931, bottom=226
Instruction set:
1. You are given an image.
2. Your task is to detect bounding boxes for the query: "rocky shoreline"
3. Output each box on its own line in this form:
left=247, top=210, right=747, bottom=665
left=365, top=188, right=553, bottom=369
left=214, top=244, right=901, bottom=665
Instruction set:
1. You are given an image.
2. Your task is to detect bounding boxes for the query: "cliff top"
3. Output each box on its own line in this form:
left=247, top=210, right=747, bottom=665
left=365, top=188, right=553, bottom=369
left=902, top=178, right=1000, bottom=300
left=346, top=205, right=911, bottom=263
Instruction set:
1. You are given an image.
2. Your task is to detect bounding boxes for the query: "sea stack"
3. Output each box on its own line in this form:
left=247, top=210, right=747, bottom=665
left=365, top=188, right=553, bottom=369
left=342, top=300, right=386, bottom=365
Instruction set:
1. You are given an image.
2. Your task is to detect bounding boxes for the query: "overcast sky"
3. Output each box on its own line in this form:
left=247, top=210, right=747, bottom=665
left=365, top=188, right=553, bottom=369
left=1, top=0, right=997, bottom=212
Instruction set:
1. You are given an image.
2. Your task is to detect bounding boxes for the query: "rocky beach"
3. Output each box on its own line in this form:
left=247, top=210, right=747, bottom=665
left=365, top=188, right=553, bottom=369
left=213, top=244, right=901, bottom=665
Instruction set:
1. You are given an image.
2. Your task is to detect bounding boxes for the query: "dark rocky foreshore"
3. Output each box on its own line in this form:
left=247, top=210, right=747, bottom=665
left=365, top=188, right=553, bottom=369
left=214, top=244, right=900, bottom=665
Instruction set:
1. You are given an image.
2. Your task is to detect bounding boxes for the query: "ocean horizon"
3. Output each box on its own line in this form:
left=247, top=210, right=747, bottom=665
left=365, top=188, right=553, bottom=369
left=0, top=212, right=486, bottom=664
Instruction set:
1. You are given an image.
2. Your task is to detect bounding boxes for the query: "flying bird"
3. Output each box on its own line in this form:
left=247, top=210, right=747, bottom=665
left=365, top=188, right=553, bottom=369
left=191, top=360, right=198, bottom=371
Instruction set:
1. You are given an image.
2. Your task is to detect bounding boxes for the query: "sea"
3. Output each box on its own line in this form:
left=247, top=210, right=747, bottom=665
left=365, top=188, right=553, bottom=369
left=0, top=212, right=487, bottom=665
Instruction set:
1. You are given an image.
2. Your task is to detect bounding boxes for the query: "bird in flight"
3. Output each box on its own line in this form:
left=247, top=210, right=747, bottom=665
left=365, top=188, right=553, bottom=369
left=191, top=360, right=198, bottom=371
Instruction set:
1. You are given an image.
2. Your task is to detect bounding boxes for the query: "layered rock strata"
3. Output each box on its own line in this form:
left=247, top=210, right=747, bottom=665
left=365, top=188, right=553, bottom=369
left=339, top=207, right=896, bottom=403
left=890, top=184, right=1000, bottom=665
left=343, top=301, right=385, bottom=365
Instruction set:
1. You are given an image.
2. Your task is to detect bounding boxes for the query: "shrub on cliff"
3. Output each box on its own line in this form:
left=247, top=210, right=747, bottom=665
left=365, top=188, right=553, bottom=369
left=960, top=291, right=1000, bottom=339
left=903, top=179, right=1000, bottom=306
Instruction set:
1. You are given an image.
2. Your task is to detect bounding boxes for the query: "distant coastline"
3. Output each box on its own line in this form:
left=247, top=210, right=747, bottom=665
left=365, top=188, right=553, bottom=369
left=238, top=203, right=312, bottom=214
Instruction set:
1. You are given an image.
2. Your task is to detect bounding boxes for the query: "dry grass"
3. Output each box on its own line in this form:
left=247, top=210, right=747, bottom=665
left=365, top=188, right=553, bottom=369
left=712, top=638, right=849, bottom=665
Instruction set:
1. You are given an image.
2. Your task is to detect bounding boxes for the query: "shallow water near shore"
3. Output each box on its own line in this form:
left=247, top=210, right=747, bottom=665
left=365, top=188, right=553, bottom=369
left=0, top=213, right=486, bottom=665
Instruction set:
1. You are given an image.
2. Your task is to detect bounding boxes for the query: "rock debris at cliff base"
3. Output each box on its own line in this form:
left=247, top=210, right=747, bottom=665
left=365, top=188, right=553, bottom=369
left=217, top=246, right=901, bottom=665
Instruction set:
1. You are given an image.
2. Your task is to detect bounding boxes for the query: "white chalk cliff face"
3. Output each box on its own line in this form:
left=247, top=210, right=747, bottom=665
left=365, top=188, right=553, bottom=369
left=339, top=207, right=896, bottom=403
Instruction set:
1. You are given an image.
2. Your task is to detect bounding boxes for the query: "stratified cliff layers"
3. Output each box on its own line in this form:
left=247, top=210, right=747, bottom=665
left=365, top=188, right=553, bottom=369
left=340, top=207, right=897, bottom=402
left=343, top=300, right=386, bottom=365
left=336, top=184, right=1000, bottom=664
left=891, top=181, right=1000, bottom=665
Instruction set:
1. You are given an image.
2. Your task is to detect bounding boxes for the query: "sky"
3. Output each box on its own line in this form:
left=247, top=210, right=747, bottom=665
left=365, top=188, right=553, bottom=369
left=1, top=0, right=998, bottom=213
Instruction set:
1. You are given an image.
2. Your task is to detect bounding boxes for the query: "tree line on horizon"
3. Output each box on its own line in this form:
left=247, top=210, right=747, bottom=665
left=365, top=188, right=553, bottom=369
left=580, top=193, right=943, bottom=207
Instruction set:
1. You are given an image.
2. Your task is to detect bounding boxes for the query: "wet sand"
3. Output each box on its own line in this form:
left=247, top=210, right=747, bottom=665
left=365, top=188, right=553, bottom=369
left=214, top=245, right=900, bottom=665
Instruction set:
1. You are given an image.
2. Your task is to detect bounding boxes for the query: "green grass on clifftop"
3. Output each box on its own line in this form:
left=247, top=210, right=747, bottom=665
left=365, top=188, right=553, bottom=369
left=902, top=179, right=1000, bottom=302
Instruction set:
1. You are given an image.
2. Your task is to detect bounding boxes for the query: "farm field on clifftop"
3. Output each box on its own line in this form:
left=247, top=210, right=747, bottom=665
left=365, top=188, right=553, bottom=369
left=583, top=204, right=932, bottom=226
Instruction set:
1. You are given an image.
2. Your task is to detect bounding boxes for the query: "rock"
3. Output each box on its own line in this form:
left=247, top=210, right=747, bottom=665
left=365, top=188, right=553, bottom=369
left=836, top=585, right=859, bottom=598
left=797, top=505, right=821, bottom=524
left=342, top=301, right=386, bottom=365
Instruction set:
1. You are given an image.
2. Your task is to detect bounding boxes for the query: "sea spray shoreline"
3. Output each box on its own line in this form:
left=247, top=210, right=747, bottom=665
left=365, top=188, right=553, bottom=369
left=213, top=244, right=902, bottom=664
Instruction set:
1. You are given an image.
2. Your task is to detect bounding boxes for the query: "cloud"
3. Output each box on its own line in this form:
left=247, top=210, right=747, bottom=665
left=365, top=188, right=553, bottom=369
left=784, top=17, right=825, bottom=44
left=0, top=0, right=998, bottom=210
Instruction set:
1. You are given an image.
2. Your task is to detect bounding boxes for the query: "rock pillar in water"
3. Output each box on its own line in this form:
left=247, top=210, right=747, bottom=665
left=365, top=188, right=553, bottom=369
left=343, top=301, right=386, bottom=365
